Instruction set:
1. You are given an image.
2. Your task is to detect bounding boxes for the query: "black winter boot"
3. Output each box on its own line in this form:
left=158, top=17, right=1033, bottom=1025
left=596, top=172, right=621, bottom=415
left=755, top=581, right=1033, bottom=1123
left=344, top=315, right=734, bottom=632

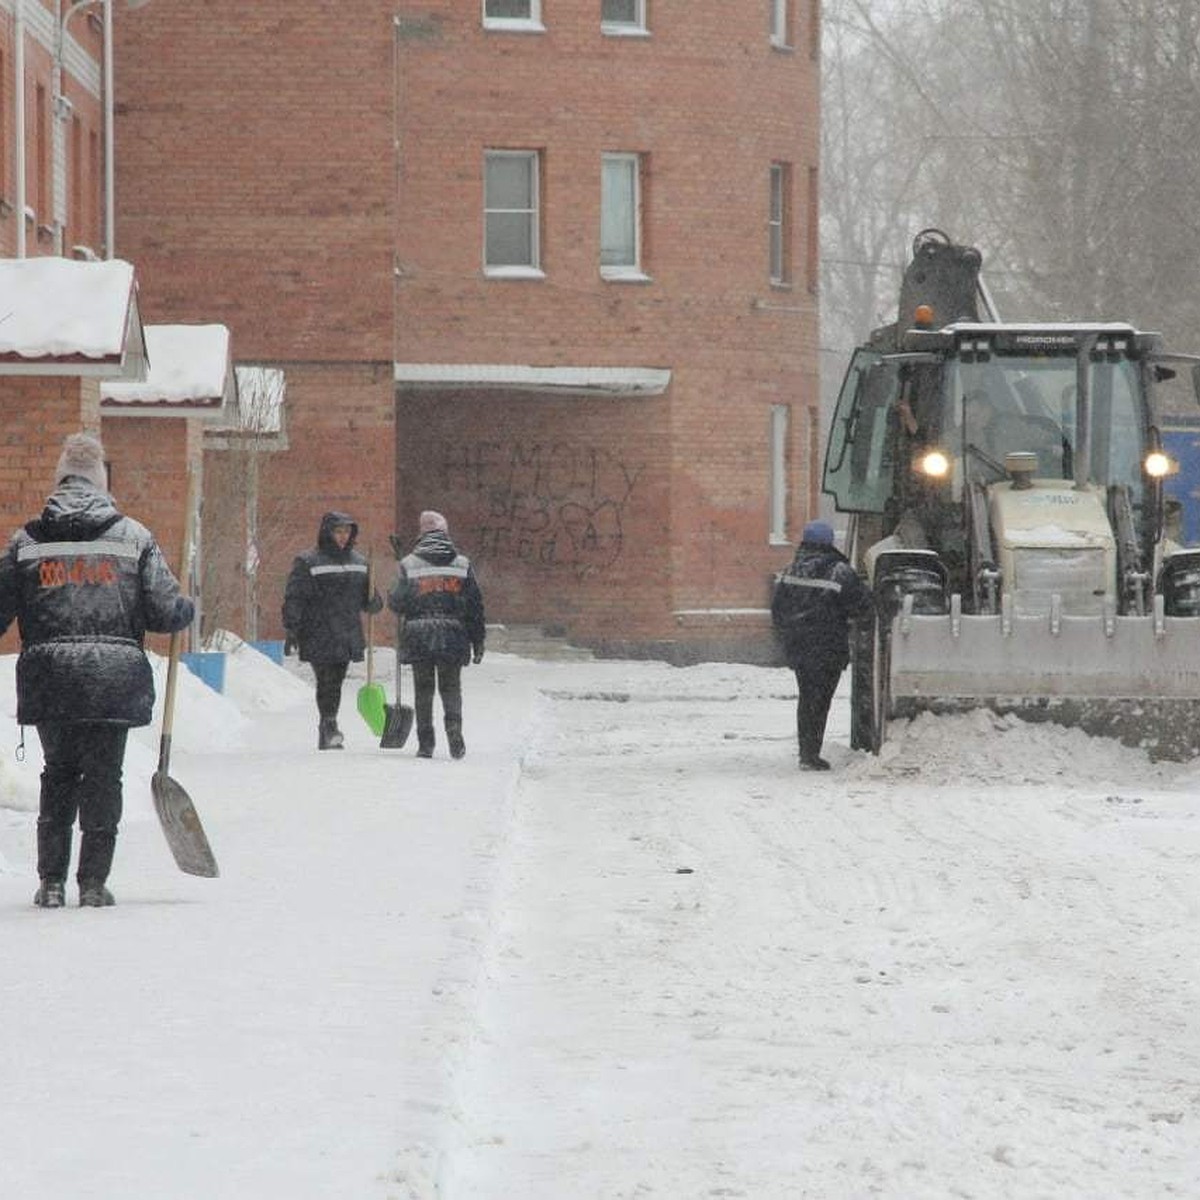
left=446, top=722, right=466, bottom=760
left=318, top=719, right=344, bottom=750
left=33, top=879, right=65, bottom=908
left=415, top=720, right=435, bottom=757
left=78, top=880, right=115, bottom=907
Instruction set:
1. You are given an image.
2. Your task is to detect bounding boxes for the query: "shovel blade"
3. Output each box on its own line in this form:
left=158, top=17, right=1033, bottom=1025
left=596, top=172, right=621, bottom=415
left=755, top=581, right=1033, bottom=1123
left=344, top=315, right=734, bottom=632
left=380, top=702, right=414, bottom=749
left=151, top=771, right=219, bottom=877
left=357, top=682, right=388, bottom=736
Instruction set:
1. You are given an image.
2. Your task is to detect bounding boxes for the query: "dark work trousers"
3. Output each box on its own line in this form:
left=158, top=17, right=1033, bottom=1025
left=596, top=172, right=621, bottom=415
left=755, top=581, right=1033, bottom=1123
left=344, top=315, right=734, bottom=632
left=411, top=662, right=463, bottom=749
left=36, top=723, right=129, bottom=885
left=793, top=661, right=844, bottom=763
left=312, top=661, right=350, bottom=724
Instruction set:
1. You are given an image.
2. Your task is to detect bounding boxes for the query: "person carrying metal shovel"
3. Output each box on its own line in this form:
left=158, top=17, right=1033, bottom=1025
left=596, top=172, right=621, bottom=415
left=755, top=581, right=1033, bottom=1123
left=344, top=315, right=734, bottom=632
left=282, top=511, right=382, bottom=750
left=0, top=433, right=195, bottom=908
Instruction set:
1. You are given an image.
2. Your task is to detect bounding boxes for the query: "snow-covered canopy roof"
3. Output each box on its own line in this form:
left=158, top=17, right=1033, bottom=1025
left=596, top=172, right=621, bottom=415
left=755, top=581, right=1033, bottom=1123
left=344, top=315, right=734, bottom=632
left=0, top=257, right=147, bottom=379
left=102, top=324, right=235, bottom=419
left=394, top=362, right=672, bottom=397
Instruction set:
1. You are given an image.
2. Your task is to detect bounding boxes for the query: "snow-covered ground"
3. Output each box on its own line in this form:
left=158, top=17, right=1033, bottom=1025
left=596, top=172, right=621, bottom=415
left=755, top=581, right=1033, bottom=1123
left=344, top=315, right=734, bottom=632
left=1, top=637, right=1198, bottom=1199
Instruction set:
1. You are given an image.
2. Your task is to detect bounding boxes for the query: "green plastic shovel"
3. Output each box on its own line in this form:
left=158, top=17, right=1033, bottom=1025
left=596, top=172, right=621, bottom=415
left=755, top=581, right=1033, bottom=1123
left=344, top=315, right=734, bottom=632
left=357, top=554, right=388, bottom=736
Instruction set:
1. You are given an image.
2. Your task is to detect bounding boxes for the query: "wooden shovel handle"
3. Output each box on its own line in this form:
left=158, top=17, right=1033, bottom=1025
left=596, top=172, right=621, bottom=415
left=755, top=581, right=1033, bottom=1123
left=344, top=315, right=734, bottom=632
left=158, top=471, right=198, bottom=768
left=366, top=549, right=375, bottom=685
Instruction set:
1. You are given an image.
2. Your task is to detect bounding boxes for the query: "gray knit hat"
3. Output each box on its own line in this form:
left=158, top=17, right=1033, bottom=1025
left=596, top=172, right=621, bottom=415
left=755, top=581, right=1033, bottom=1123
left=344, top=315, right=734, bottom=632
left=54, top=432, right=109, bottom=493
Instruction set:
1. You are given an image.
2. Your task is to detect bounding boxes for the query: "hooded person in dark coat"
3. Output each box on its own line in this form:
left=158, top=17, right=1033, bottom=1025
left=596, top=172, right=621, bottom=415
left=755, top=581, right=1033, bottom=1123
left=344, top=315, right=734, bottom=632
left=282, top=511, right=383, bottom=750
left=771, top=520, right=874, bottom=770
left=388, top=510, right=485, bottom=759
left=0, top=432, right=195, bottom=908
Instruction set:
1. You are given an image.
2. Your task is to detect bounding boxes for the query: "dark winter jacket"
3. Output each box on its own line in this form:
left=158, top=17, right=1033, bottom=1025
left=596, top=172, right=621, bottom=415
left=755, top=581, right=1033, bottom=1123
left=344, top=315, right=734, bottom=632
left=388, top=530, right=485, bottom=667
left=771, top=540, right=874, bottom=672
left=0, top=477, right=195, bottom=726
left=282, top=511, right=383, bottom=665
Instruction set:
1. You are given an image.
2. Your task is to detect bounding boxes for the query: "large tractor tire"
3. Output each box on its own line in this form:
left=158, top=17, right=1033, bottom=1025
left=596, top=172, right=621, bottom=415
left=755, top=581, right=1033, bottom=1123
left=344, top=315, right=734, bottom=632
left=849, top=611, right=888, bottom=753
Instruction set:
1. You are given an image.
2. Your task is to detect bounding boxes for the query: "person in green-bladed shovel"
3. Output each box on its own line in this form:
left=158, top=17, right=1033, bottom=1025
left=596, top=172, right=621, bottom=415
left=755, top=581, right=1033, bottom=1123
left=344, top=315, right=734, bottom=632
left=282, top=512, right=382, bottom=750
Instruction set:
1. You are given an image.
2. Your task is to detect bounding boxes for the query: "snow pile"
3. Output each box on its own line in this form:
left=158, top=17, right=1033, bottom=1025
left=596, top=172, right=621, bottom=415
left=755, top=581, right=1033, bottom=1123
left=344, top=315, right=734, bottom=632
left=846, top=707, right=1193, bottom=787
left=203, top=630, right=312, bottom=711
left=0, top=634, right=313, bottom=821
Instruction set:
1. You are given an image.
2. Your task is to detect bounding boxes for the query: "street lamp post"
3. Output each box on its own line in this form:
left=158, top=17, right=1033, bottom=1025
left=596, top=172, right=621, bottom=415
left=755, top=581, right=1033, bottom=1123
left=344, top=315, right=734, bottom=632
left=13, top=0, right=27, bottom=257
left=53, top=0, right=151, bottom=259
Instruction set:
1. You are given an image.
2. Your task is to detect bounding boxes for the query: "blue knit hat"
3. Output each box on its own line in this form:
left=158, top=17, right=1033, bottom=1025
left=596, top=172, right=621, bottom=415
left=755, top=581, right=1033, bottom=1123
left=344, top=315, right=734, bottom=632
left=802, top=520, right=835, bottom=545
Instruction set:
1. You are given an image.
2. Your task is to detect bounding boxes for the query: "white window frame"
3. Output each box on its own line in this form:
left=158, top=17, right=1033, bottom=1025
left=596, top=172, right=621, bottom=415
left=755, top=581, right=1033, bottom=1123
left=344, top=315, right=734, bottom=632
left=770, top=0, right=791, bottom=48
left=769, top=404, right=790, bottom=543
left=484, top=150, right=543, bottom=278
left=600, top=152, right=648, bottom=281
left=769, top=162, right=791, bottom=286
left=482, top=0, right=544, bottom=32
left=602, top=0, right=648, bottom=36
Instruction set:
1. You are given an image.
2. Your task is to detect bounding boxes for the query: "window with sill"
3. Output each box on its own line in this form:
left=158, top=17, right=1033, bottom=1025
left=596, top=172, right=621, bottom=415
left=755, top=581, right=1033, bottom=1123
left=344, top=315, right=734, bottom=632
left=484, top=150, right=541, bottom=273
left=603, top=0, right=646, bottom=33
left=769, top=162, right=792, bottom=285
left=769, top=404, right=790, bottom=543
left=484, top=0, right=542, bottom=27
left=601, top=153, right=645, bottom=278
left=770, top=0, right=791, bottom=47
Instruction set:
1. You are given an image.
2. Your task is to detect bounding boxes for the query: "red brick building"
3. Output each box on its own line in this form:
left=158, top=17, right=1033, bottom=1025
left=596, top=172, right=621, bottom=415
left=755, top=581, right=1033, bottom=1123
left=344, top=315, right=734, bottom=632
left=0, top=0, right=107, bottom=262
left=112, top=0, right=822, bottom=660
left=0, top=1, right=111, bottom=550
left=0, top=3, right=214, bottom=659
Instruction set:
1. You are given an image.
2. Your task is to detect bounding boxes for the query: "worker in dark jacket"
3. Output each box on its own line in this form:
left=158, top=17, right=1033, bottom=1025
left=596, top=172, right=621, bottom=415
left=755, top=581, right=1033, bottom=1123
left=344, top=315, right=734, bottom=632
left=771, top=520, right=874, bottom=770
left=388, top=510, right=485, bottom=759
left=283, top=511, right=383, bottom=750
left=0, top=433, right=195, bottom=908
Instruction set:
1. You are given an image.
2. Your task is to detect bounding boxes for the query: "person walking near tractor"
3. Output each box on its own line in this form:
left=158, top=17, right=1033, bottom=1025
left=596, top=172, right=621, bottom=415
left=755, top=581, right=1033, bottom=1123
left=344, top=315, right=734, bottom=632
left=0, top=432, right=195, bottom=908
left=771, top=520, right=874, bottom=771
left=283, top=511, right=382, bottom=750
left=388, top=510, right=485, bottom=759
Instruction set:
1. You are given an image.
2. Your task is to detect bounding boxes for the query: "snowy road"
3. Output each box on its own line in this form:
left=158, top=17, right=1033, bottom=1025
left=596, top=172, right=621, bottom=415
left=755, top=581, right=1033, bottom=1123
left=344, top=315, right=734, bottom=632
left=1, top=648, right=1199, bottom=1198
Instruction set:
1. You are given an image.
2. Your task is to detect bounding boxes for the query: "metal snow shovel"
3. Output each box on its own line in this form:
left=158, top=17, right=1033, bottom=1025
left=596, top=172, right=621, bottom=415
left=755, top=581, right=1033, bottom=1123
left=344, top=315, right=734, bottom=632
left=357, top=553, right=388, bottom=736
left=380, top=622, right=414, bottom=749
left=151, top=475, right=219, bottom=878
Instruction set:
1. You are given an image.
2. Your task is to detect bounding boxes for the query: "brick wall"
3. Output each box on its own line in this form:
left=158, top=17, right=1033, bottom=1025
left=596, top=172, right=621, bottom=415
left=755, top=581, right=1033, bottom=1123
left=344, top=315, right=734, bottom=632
left=0, top=375, right=97, bottom=651
left=114, top=3, right=396, bottom=641
left=396, top=387, right=673, bottom=639
left=100, top=415, right=199, bottom=656
left=393, top=3, right=819, bottom=649
left=113, top=1, right=819, bottom=657
left=102, top=416, right=191, bottom=566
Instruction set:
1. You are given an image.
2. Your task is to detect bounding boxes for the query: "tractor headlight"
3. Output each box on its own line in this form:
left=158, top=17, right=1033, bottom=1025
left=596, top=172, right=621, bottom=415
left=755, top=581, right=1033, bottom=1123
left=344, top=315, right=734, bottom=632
left=916, top=449, right=951, bottom=479
left=1145, top=451, right=1174, bottom=478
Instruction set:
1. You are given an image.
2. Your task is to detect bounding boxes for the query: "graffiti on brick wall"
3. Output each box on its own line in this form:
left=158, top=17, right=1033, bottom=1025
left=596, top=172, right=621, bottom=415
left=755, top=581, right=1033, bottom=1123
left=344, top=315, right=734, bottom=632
left=440, top=441, right=644, bottom=576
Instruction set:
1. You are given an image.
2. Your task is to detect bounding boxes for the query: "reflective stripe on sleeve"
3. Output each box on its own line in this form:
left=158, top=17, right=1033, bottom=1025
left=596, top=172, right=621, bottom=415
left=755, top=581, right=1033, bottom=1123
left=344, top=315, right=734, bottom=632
left=17, top=539, right=140, bottom=562
left=309, top=563, right=369, bottom=577
left=778, top=576, right=843, bottom=593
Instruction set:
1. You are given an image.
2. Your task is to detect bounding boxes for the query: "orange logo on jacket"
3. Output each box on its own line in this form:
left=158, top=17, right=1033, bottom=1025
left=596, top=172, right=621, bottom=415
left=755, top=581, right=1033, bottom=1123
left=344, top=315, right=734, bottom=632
left=38, top=558, right=118, bottom=588
left=416, top=576, right=462, bottom=595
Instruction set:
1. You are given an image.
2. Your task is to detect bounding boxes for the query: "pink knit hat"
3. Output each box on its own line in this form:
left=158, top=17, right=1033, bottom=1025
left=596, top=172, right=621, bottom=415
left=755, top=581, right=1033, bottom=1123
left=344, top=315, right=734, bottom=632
left=419, top=510, right=448, bottom=534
